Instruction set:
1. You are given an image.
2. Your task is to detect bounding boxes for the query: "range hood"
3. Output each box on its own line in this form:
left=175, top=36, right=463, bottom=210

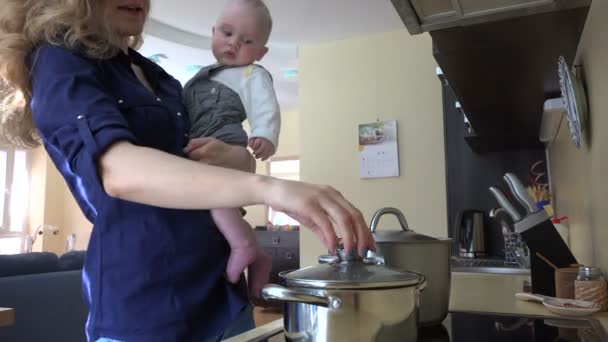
left=391, top=0, right=591, bottom=151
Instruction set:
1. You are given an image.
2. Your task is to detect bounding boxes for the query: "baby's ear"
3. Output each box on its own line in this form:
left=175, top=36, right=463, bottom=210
left=256, top=46, right=269, bottom=61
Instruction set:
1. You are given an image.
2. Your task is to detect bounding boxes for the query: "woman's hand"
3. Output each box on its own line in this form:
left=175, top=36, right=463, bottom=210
left=263, top=178, right=375, bottom=256
left=184, top=137, right=255, bottom=172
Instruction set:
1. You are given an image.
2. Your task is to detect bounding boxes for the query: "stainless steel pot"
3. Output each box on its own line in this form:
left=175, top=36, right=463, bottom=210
left=262, top=250, right=426, bottom=342
left=370, top=207, right=451, bottom=326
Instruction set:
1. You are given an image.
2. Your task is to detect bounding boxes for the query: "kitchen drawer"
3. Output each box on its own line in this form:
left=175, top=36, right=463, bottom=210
left=255, top=230, right=299, bottom=248
left=274, top=247, right=299, bottom=273
left=253, top=231, right=300, bottom=308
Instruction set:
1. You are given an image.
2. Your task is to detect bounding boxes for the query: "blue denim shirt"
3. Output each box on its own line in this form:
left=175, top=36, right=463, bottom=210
left=30, top=44, right=248, bottom=342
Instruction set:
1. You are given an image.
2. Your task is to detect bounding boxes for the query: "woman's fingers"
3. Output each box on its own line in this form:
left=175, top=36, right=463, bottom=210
left=267, top=179, right=373, bottom=257
left=286, top=202, right=338, bottom=252
left=317, top=191, right=356, bottom=254
left=324, top=188, right=375, bottom=255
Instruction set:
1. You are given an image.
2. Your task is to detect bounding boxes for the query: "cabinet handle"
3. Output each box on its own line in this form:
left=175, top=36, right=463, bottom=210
left=286, top=251, right=293, bottom=260
left=272, top=236, right=280, bottom=245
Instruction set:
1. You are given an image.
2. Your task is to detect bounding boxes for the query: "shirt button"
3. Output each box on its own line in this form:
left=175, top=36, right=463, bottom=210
left=210, top=88, right=217, bottom=94
left=177, top=112, right=183, bottom=117
left=77, top=114, right=85, bottom=120
left=118, top=99, right=124, bottom=104
left=156, top=98, right=162, bottom=102
left=184, top=133, right=189, bottom=138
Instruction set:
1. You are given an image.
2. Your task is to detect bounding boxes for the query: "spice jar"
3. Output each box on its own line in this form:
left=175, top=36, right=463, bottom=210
left=575, top=266, right=608, bottom=311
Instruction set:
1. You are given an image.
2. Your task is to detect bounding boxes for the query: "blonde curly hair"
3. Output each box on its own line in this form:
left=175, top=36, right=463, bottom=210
left=0, top=0, right=146, bottom=147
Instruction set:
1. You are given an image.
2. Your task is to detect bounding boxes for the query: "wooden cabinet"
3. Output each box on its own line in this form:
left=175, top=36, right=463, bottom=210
left=253, top=229, right=299, bottom=308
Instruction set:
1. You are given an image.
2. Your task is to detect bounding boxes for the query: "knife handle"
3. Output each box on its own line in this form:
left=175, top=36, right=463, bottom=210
left=489, top=187, right=523, bottom=222
left=503, top=173, right=539, bottom=214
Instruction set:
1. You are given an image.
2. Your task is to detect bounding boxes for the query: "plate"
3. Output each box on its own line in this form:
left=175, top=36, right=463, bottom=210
left=558, top=56, right=588, bottom=149
left=516, top=292, right=600, bottom=317
left=543, top=297, right=601, bottom=317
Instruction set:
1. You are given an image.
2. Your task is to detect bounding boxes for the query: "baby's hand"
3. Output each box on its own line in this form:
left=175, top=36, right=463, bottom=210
left=248, top=137, right=275, bottom=161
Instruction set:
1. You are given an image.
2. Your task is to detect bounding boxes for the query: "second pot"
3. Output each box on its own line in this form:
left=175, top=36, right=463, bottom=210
left=370, top=207, right=451, bottom=326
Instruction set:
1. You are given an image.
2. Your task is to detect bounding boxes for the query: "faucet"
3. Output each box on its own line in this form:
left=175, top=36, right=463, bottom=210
left=490, top=208, right=529, bottom=268
left=489, top=208, right=513, bottom=235
left=489, top=207, right=506, bottom=218
left=369, top=207, right=410, bottom=232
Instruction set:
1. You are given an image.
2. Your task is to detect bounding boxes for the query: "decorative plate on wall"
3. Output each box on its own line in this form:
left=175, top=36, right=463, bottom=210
left=557, top=56, right=588, bottom=149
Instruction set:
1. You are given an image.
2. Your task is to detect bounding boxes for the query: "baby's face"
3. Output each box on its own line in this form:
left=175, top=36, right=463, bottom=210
left=211, top=5, right=269, bottom=66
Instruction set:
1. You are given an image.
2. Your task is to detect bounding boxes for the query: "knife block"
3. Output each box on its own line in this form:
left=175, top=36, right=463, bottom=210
left=520, top=220, right=577, bottom=297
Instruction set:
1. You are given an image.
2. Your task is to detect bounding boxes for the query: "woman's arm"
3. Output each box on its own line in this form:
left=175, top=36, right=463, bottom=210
left=101, top=141, right=263, bottom=209
left=100, top=141, right=374, bottom=255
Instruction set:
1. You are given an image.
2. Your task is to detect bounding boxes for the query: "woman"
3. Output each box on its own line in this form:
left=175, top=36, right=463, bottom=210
left=0, top=0, right=374, bottom=341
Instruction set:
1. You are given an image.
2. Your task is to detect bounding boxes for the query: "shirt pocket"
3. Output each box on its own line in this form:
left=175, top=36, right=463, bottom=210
left=117, top=99, right=181, bottom=152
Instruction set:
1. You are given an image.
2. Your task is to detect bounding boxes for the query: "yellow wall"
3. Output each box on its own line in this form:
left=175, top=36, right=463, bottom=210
left=27, top=148, right=92, bottom=254
left=298, top=30, right=447, bottom=266
left=548, top=0, right=608, bottom=270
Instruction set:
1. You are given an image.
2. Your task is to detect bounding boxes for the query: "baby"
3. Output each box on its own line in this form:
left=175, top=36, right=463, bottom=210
left=182, top=0, right=280, bottom=297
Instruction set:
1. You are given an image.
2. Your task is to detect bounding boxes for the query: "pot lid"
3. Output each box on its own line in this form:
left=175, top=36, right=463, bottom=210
left=280, top=250, right=423, bottom=290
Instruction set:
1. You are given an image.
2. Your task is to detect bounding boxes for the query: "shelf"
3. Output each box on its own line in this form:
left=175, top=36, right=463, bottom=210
left=431, top=6, right=589, bottom=151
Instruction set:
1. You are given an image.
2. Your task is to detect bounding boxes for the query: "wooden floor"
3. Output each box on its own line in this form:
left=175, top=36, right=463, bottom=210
left=253, top=306, right=282, bottom=327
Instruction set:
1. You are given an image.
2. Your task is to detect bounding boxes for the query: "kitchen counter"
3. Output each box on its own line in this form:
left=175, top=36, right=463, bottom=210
left=226, top=272, right=608, bottom=342
left=0, top=308, right=14, bottom=327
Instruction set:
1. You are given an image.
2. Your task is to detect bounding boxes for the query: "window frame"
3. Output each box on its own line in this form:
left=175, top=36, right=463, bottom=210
left=0, top=145, right=31, bottom=254
left=265, top=155, right=300, bottom=226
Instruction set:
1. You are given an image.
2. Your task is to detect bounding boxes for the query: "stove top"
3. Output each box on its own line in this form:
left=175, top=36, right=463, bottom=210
left=264, top=311, right=607, bottom=342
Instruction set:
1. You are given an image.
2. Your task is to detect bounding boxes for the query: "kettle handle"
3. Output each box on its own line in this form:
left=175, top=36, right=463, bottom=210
left=261, top=284, right=342, bottom=310
left=370, top=207, right=410, bottom=232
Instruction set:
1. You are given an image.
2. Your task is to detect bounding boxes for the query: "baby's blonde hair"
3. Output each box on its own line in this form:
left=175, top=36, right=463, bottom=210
left=0, top=0, right=145, bottom=147
left=224, top=0, right=273, bottom=44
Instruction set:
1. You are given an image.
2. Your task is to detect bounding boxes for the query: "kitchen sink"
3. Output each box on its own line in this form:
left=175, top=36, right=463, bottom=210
left=451, top=257, right=530, bottom=275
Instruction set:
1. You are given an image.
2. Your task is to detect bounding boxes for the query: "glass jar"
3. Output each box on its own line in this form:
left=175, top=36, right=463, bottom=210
left=577, top=266, right=603, bottom=281
left=575, top=266, right=608, bottom=311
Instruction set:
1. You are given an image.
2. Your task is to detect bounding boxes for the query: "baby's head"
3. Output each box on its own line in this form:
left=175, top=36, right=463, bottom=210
left=211, top=0, right=272, bottom=66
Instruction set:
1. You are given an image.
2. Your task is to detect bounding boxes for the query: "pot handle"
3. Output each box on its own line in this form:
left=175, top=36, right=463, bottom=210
left=416, top=276, right=427, bottom=293
left=261, top=284, right=342, bottom=310
left=370, top=207, right=410, bottom=232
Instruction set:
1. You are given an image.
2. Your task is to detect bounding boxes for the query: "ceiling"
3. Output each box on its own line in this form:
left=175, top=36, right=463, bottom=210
left=149, top=0, right=404, bottom=44
left=143, top=0, right=406, bottom=111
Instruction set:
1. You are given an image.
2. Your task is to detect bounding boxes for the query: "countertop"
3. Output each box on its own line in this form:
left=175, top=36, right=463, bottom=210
left=0, top=307, right=14, bottom=327
left=226, top=272, right=608, bottom=341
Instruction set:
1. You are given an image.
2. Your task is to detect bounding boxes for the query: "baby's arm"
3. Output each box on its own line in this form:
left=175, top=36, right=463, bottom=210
left=240, top=66, right=281, bottom=159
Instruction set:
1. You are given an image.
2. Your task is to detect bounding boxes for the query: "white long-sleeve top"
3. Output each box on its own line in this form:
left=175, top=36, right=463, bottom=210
left=211, top=64, right=281, bottom=150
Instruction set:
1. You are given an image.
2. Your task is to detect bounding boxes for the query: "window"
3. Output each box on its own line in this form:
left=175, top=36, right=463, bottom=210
left=0, top=146, right=29, bottom=254
left=267, top=158, right=300, bottom=226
